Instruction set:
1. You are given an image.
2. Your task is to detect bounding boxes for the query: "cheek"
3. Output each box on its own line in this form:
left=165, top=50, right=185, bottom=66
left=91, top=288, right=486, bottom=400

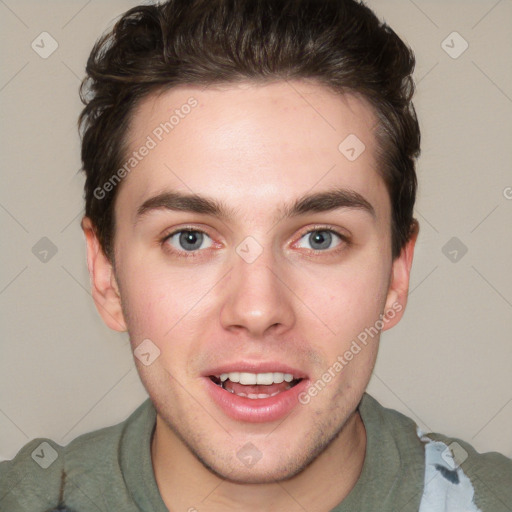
left=294, top=255, right=390, bottom=349
left=117, top=260, right=220, bottom=349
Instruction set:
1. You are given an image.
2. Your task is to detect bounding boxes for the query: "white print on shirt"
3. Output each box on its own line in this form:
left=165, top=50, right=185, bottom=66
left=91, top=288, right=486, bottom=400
left=417, top=428, right=482, bottom=512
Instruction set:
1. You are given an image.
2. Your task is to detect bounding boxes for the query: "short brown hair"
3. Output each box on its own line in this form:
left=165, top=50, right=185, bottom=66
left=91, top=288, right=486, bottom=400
left=79, top=0, right=420, bottom=261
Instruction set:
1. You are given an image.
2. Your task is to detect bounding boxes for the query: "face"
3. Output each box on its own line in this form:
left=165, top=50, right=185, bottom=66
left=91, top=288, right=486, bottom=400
left=84, top=80, right=415, bottom=483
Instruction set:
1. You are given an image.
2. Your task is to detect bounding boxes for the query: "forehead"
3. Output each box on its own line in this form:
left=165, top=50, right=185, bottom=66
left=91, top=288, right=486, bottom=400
left=116, top=80, right=387, bottom=222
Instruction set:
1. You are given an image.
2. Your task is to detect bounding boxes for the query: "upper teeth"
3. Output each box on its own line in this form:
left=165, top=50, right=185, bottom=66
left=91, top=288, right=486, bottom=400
left=219, top=372, right=295, bottom=385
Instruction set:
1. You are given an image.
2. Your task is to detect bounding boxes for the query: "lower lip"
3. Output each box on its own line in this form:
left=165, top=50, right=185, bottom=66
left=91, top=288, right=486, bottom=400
left=203, top=377, right=310, bottom=423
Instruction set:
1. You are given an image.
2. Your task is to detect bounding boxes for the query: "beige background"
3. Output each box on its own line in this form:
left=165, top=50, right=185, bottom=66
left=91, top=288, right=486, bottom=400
left=1, top=0, right=511, bottom=462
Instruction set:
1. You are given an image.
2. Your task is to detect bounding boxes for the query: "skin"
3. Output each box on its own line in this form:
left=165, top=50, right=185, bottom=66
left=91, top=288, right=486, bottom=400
left=82, top=80, right=417, bottom=512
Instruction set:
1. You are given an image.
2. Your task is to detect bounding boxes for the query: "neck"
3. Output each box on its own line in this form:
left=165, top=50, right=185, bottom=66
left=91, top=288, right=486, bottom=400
left=151, top=411, right=366, bottom=512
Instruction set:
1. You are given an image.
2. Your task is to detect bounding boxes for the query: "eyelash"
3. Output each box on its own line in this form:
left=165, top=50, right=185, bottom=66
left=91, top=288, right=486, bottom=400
left=160, top=225, right=351, bottom=258
left=160, top=226, right=214, bottom=259
left=295, top=224, right=351, bottom=254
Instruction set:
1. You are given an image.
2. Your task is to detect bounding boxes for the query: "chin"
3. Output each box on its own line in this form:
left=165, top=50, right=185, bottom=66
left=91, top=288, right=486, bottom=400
left=196, top=430, right=339, bottom=485
left=203, top=456, right=308, bottom=485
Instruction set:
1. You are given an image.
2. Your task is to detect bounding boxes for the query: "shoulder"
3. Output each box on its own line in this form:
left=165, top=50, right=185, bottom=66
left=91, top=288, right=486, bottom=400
left=360, top=394, right=512, bottom=511
left=0, top=399, right=154, bottom=511
left=0, top=436, right=66, bottom=511
left=419, top=430, right=512, bottom=512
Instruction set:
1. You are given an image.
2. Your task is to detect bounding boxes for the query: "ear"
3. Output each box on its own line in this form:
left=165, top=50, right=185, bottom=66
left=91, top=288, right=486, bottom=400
left=382, top=220, right=419, bottom=331
left=81, top=217, right=127, bottom=332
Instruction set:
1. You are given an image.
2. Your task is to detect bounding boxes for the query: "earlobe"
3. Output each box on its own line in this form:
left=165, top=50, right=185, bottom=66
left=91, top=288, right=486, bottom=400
left=81, top=217, right=127, bottom=332
left=382, top=221, right=419, bottom=331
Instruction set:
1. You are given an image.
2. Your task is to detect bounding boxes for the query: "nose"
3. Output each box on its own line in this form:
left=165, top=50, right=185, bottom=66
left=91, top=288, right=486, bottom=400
left=219, top=244, right=296, bottom=338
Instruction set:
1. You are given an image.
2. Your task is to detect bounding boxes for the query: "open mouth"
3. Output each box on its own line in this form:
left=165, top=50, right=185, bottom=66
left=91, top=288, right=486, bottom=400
left=209, top=372, right=303, bottom=399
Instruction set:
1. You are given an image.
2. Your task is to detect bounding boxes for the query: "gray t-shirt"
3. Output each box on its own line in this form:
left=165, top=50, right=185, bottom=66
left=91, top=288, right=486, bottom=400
left=1, top=393, right=511, bottom=511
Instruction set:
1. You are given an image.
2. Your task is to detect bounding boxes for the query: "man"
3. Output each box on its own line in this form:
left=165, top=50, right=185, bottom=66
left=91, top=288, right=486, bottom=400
left=1, top=0, right=510, bottom=511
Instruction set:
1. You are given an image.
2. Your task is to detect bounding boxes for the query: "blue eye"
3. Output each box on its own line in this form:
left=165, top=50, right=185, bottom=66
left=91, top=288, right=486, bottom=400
left=296, top=229, right=343, bottom=251
left=165, top=230, right=213, bottom=252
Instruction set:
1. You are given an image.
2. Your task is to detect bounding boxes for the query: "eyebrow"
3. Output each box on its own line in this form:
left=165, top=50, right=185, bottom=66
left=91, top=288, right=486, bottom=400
left=135, top=188, right=376, bottom=225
